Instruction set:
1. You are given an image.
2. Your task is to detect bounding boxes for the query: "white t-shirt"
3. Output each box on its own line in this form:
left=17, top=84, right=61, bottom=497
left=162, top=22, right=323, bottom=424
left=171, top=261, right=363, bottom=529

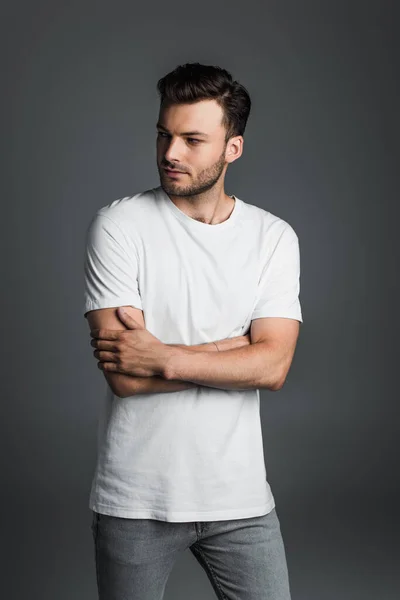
left=83, top=185, right=303, bottom=522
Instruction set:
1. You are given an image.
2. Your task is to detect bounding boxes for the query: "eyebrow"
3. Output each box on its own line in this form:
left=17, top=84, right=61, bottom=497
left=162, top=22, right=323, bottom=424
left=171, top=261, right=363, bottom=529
left=156, top=123, right=209, bottom=138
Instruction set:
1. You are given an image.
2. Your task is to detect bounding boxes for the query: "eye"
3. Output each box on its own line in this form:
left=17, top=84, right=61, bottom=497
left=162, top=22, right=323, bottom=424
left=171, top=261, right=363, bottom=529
left=156, top=132, right=200, bottom=144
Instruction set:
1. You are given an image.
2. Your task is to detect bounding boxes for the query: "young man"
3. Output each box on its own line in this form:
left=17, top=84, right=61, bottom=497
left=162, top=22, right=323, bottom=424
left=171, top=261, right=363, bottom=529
left=84, top=62, right=303, bottom=600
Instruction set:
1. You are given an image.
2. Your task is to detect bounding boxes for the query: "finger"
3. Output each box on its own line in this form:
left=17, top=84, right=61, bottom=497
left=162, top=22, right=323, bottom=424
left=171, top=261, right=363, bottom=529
left=90, top=329, right=122, bottom=340
left=94, top=350, right=118, bottom=363
left=117, top=308, right=145, bottom=329
left=90, top=339, right=119, bottom=351
left=118, top=312, right=138, bottom=325
left=97, top=361, right=117, bottom=371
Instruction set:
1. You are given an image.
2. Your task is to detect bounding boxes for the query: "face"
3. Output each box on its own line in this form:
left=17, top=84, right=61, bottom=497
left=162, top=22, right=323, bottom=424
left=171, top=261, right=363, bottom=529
left=156, top=99, right=242, bottom=197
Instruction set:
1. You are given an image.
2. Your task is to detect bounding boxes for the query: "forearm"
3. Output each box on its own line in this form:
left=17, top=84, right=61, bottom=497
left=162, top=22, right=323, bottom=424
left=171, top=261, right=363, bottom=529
left=164, top=341, right=282, bottom=391
left=115, top=372, right=198, bottom=398
left=117, top=334, right=250, bottom=398
left=169, top=333, right=251, bottom=353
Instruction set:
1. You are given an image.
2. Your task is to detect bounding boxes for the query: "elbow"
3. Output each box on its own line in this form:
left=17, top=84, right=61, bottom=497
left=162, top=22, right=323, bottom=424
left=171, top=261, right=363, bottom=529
left=271, top=367, right=290, bottom=391
left=258, top=377, right=283, bottom=392
left=269, top=356, right=293, bottom=391
left=272, top=368, right=288, bottom=391
left=104, top=373, right=128, bottom=399
left=262, top=369, right=286, bottom=392
left=271, top=378, right=285, bottom=391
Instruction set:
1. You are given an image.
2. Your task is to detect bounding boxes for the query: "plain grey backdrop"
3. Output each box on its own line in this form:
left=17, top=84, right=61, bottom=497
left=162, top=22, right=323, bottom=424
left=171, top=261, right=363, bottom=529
left=2, top=1, right=399, bottom=599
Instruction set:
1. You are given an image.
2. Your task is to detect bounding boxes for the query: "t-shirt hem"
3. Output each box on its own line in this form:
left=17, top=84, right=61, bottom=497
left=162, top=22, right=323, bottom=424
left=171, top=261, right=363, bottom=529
left=89, top=499, right=276, bottom=522
left=83, top=296, right=143, bottom=317
left=251, top=311, right=303, bottom=322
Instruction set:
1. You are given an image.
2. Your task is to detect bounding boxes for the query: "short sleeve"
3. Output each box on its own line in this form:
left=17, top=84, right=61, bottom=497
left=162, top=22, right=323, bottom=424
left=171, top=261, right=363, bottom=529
left=82, top=212, right=142, bottom=318
left=251, top=224, right=303, bottom=322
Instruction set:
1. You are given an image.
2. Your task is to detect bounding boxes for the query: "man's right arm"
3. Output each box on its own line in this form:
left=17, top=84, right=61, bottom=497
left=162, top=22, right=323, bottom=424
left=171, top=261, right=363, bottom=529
left=113, top=335, right=251, bottom=397
left=85, top=305, right=250, bottom=398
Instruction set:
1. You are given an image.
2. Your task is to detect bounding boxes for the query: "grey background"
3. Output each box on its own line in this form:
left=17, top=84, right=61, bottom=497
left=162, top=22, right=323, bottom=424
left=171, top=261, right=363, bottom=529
left=2, top=1, right=399, bottom=598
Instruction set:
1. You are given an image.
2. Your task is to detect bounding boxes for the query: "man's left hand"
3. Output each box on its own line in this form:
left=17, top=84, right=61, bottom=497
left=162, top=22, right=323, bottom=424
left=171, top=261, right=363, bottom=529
left=90, top=307, right=172, bottom=378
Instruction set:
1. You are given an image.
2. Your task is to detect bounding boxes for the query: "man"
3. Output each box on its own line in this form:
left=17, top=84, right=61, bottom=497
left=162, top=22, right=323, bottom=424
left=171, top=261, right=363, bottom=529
left=84, top=62, right=303, bottom=600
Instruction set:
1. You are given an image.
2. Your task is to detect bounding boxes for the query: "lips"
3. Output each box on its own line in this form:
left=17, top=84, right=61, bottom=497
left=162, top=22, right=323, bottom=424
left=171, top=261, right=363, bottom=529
left=163, top=168, right=186, bottom=174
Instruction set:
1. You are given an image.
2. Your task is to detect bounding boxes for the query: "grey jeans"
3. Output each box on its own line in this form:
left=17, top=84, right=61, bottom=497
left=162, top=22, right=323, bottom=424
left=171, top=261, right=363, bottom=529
left=91, top=507, right=292, bottom=600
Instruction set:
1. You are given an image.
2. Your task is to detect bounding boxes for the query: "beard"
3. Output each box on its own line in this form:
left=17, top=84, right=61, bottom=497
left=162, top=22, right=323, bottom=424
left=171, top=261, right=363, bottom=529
left=159, top=145, right=227, bottom=197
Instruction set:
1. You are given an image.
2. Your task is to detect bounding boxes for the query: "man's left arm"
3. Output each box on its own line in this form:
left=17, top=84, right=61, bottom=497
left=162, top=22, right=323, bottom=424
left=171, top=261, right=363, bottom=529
left=164, top=316, right=301, bottom=391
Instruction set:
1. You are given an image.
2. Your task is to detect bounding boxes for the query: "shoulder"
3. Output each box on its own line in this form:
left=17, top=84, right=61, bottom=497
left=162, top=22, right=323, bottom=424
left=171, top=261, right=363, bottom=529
left=86, top=186, right=158, bottom=240
left=239, top=196, right=298, bottom=242
left=95, top=187, right=157, bottom=226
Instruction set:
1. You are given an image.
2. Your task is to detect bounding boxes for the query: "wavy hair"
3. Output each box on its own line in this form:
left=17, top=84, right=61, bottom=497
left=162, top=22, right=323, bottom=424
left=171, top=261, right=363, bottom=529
left=157, top=62, right=251, bottom=143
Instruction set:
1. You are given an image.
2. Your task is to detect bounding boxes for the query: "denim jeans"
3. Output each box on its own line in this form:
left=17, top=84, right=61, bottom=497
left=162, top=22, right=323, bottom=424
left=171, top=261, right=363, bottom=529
left=91, top=507, right=291, bottom=600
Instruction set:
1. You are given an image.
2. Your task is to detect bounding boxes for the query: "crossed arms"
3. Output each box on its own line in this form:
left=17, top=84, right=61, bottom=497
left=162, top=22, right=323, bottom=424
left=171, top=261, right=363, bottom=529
left=85, top=305, right=300, bottom=398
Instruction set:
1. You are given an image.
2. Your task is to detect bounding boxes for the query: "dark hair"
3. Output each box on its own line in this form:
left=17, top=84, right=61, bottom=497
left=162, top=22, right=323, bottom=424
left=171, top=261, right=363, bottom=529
left=156, top=62, right=251, bottom=144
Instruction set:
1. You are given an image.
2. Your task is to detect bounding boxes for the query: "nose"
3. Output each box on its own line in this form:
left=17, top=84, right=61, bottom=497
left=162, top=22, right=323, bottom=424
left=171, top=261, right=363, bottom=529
left=163, top=137, right=185, bottom=164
